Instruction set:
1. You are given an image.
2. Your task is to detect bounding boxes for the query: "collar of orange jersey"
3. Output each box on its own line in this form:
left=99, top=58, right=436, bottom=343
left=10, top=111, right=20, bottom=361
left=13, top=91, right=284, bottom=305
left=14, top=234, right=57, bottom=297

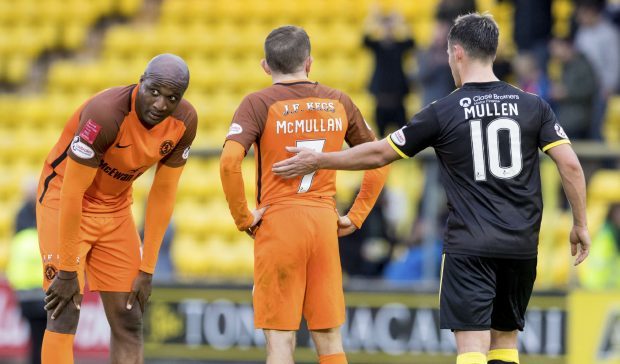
left=127, top=83, right=147, bottom=127
left=274, top=79, right=317, bottom=86
left=130, top=83, right=140, bottom=114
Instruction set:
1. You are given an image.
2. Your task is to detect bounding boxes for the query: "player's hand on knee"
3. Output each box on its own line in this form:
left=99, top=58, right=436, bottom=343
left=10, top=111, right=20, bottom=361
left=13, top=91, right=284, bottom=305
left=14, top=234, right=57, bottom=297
left=570, top=225, right=591, bottom=266
left=337, top=215, right=357, bottom=237
left=127, top=271, right=153, bottom=313
left=44, top=270, right=80, bottom=320
left=246, top=206, right=268, bottom=238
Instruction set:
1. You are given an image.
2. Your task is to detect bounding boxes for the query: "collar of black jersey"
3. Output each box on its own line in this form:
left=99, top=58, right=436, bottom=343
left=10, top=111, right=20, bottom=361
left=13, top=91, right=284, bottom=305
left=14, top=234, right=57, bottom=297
left=461, top=81, right=504, bottom=89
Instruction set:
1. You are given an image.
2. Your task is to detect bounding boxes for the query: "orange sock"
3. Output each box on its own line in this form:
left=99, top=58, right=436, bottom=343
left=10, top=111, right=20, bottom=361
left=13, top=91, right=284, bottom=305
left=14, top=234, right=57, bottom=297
left=42, top=330, right=75, bottom=364
left=319, top=352, right=347, bottom=364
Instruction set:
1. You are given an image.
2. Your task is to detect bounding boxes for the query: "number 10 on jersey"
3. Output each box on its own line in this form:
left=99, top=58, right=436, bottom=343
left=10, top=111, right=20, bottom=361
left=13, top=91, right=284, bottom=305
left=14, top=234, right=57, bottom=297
left=296, top=139, right=326, bottom=193
left=470, top=118, right=523, bottom=181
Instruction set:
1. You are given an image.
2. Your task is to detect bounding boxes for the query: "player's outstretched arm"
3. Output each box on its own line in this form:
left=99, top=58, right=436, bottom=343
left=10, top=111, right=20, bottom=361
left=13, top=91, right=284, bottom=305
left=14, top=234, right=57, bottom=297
left=272, top=139, right=400, bottom=178
left=546, top=143, right=591, bottom=265
left=46, top=159, right=97, bottom=319
left=220, top=141, right=265, bottom=236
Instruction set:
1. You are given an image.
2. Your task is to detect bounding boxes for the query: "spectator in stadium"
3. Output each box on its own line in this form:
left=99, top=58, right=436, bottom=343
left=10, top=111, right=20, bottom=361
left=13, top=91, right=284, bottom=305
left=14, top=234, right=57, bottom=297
left=363, top=6, right=415, bottom=137
left=220, top=25, right=389, bottom=364
left=339, top=189, right=397, bottom=278
left=273, top=13, right=590, bottom=364
left=383, top=214, right=443, bottom=283
left=7, top=178, right=45, bottom=364
left=549, top=37, right=598, bottom=140
left=579, top=203, right=620, bottom=289
left=512, top=52, right=551, bottom=102
left=501, top=0, right=553, bottom=73
left=36, top=54, right=196, bottom=364
left=416, top=19, right=454, bottom=107
left=15, top=176, right=38, bottom=233
left=574, top=0, right=620, bottom=140
left=7, top=228, right=45, bottom=364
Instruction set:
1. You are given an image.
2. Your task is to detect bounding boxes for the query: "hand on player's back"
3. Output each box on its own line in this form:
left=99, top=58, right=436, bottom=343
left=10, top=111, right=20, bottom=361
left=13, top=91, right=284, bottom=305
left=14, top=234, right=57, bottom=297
left=272, top=147, right=321, bottom=178
left=570, top=225, right=591, bottom=266
left=337, top=215, right=357, bottom=237
left=44, top=270, right=81, bottom=320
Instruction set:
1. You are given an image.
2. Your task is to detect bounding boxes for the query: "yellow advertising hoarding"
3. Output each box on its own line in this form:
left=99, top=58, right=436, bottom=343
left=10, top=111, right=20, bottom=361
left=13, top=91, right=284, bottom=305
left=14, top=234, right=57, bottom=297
left=569, top=290, right=620, bottom=364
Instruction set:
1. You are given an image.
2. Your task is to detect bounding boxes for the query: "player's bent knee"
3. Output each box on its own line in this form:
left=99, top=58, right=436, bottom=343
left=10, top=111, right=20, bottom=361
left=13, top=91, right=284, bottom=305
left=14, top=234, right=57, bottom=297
left=106, top=304, right=143, bottom=339
left=46, top=304, right=81, bottom=334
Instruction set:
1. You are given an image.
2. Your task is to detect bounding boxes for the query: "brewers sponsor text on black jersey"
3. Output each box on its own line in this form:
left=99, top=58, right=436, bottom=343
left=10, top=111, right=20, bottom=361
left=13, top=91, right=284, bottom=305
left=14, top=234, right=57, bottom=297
left=388, top=81, right=570, bottom=259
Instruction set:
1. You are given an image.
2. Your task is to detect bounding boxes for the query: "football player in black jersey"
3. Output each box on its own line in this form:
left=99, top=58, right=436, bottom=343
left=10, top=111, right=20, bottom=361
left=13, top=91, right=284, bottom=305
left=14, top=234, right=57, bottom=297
left=273, top=13, right=590, bottom=364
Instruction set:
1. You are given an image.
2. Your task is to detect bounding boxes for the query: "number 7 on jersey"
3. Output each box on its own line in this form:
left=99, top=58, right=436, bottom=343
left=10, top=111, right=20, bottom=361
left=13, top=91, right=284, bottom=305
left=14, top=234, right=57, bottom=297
left=296, top=139, right=326, bottom=193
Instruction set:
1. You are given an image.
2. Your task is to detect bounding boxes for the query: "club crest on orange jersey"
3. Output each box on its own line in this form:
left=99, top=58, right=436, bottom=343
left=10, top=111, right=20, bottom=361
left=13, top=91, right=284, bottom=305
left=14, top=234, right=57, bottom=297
left=44, top=264, right=58, bottom=281
left=160, top=140, right=174, bottom=155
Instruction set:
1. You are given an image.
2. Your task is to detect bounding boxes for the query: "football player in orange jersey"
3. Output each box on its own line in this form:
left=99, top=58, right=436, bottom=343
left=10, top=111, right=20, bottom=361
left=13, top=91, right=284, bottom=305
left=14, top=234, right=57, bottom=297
left=220, top=26, right=390, bottom=364
left=37, top=54, right=197, bottom=364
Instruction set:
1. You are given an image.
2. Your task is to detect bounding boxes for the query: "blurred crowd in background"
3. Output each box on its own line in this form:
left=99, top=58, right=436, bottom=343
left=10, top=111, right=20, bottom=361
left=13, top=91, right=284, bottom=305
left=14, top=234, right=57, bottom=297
left=1, top=0, right=620, bottom=306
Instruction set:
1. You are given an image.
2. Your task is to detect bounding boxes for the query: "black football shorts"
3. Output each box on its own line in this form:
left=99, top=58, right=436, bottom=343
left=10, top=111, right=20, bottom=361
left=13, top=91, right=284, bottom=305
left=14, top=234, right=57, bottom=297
left=439, top=253, right=537, bottom=331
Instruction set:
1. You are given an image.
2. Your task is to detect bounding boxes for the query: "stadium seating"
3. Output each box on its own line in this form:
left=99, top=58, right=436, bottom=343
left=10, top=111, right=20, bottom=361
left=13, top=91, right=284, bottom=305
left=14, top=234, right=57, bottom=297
left=0, top=0, right=616, bottom=283
left=0, top=0, right=144, bottom=84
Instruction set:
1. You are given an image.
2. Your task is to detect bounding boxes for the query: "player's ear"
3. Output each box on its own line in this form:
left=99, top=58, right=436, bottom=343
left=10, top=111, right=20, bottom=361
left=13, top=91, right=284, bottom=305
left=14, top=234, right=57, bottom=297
left=260, top=59, right=272, bottom=75
left=454, top=44, right=465, bottom=61
left=304, top=56, right=313, bottom=76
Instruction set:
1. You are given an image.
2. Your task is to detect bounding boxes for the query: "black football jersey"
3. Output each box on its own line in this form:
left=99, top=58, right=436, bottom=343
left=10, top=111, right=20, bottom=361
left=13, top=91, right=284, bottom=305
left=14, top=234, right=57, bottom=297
left=388, top=81, right=570, bottom=259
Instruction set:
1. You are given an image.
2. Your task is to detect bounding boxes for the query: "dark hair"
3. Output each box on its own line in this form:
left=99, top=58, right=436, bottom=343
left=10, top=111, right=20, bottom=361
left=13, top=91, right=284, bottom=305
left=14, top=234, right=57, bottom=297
left=264, top=25, right=311, bottom=74
left=448, top=13, right=499, bottom=61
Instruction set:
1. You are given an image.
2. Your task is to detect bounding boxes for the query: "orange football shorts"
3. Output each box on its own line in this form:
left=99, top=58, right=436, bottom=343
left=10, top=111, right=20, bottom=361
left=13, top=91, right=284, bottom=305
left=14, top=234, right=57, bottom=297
left=36, top=203, right=141, bottom=293
left=252, top=203, right=345, bottom=330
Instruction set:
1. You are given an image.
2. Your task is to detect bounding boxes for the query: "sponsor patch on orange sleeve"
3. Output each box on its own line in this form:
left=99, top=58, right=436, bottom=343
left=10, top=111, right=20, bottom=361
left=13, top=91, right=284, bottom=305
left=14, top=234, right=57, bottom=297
left=79, top=119, right=102, bottom=144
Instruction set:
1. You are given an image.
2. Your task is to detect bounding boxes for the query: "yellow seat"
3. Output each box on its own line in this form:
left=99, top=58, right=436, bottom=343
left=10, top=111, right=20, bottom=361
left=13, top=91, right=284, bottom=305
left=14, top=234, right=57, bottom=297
left=588, top=170, right=620, bottom=203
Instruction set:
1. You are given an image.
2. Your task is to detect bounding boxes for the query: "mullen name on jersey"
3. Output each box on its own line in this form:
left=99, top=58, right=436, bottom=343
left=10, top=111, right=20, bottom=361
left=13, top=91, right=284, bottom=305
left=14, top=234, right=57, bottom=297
left=460, top=94, right=520, bottom=119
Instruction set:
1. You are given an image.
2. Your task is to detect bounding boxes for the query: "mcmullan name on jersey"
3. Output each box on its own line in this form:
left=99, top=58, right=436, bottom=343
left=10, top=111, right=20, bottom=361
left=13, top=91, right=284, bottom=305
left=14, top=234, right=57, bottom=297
left=464, top=102, right=519, bottom=119
left=276, top=118, right=343, bottom=134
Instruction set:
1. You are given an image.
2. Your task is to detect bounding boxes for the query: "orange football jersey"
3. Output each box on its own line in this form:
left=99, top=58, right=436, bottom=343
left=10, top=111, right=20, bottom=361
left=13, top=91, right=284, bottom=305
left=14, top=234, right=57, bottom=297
left=226, top=80, right=375, bottom=208
left=38, top=85, right=197, bottom=216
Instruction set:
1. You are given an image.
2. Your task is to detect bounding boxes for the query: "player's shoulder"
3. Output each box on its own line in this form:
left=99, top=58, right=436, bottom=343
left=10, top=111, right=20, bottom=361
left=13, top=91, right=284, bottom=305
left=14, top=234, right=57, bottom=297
left=82, top=85, right=135, bottom=128
left=171, top=98, right=198, bottom=126
left=313, top=82, right=352, bottom=103
left=239, top=85, right=278, bottom=106
left=87, top=85, right=135, bottom=113
left=503, top=83, right=542, bottom=103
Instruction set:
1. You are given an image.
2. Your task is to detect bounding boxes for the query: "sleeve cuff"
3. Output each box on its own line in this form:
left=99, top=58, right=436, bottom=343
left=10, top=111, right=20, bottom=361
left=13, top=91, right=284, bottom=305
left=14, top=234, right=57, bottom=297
left=386, top=136, right=409, bottom=159
left=347, top=213, right=363, bottom=229
left=58, top=264, right=78, bottom=272
left=236, top=212, right=255, bottom=231
left=542, top=139, right=571, bottom=152
left=139, top=265, right=155, bottom=274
